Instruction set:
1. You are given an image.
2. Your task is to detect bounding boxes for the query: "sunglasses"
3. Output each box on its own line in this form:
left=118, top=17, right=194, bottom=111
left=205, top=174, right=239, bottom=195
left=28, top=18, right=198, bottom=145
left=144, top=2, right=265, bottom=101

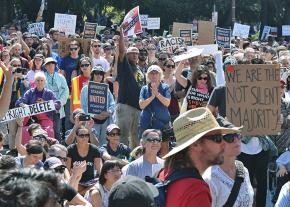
left=78, top=133, right=90, bottom=138
left=54, top=166, right=66, bottom=174
left=203, top=135, right=223, bottom=143
left=146, top=137, right=162, bottom=143
left=70, top=47, right=78, bottom=51
left=158, top=57, right=166, bottom=61
left=55, top=156, right=68, bottom=162
left=108, top=132, right=120, bottom=137
left=93, top=45, right=102, bottom=48
left=80, top=64, right=90, bottom=68
left=198, top=76, right=208, bottom=81
left=223, top=133, right=241, bottom=143
left=166, top=65, right=175, bottom=68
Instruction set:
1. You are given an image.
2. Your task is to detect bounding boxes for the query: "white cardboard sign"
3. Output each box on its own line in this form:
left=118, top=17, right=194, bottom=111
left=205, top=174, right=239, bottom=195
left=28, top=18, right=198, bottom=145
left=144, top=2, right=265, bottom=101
left=54, top=13, right=77, bottom=35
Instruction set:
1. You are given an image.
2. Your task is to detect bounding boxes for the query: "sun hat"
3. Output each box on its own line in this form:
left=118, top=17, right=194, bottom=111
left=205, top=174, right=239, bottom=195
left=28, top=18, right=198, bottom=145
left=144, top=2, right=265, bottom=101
left=43, top=57, right=57, bottom=66
left=147, top=65, right=162, bottom=74
left=108, top=175, right=159, bottom=207
left=126, top=47, right=139, bottom=54
left=163, top=107, right=242, bottom=159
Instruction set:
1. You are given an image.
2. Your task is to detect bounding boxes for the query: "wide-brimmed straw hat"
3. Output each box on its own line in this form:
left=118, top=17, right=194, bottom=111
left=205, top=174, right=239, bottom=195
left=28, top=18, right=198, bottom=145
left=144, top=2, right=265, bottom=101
left=163, top=107, right=242, bottom=159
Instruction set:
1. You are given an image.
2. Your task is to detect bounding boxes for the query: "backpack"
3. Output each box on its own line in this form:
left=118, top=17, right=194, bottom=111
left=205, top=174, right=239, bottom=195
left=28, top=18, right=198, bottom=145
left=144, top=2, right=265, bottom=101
left=145, top=168, right=202, bottom=207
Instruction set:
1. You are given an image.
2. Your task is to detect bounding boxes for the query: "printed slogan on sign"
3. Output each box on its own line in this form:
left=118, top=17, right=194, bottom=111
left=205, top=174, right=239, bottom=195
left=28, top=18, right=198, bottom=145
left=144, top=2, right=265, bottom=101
left=226, top=64, right=281, bottom=135
left=87, top=82, right=108, bottom=115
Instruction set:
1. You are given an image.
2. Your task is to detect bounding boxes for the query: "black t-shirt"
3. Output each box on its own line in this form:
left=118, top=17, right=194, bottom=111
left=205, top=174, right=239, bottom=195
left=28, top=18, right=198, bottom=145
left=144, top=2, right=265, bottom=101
left=117, top=56, right=145, bottom=109
left=61, top=183, right=78, bottom=202
left=208, top=85, right=226, bottom=117
left=67, top=144, right=101, bottom=182
left=99, top=143, right=131, bottom=160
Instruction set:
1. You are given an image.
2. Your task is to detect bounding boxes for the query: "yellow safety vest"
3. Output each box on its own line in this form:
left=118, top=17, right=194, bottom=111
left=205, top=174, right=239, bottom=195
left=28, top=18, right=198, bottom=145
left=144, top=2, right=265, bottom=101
left=71, top=76, right=81, bottom=111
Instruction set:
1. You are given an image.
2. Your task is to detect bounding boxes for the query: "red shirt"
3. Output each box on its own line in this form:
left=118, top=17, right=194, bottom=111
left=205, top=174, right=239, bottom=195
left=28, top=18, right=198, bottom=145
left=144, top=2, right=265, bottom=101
left=159, top=168, right=212, bottom=207
left=78, top=75, right=89, bottom=90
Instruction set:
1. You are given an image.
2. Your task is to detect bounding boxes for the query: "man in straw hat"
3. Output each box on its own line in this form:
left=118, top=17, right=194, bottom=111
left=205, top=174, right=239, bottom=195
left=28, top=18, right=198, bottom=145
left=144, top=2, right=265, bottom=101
left=161, top=107, right=242, bottom=207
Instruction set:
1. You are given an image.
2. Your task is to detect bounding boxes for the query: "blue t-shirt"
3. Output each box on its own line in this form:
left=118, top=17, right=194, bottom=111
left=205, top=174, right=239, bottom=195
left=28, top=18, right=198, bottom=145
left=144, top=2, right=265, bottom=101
left=139, top=82, right=171, bottom=129
left=60, top=56, right=79, bottom=89
left=99, top=143, right=131, bottom=160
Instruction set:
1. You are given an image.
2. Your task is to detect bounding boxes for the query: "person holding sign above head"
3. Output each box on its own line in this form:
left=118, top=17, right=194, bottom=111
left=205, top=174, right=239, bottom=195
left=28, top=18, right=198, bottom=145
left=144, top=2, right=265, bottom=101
left=176, top=60, right=214, bottom=113
left=80, top=65, right=115, bottom=146
left=15, top=72, right=61, bottom=138
left=115, top=26, right=145, bottom=149
left=44, top=57, right=69, bottom=142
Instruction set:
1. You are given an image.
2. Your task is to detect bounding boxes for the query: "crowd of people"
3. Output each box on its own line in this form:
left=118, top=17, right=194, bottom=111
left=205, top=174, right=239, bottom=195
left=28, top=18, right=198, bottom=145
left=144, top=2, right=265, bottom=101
left=0, top=17, right=289, bottom=207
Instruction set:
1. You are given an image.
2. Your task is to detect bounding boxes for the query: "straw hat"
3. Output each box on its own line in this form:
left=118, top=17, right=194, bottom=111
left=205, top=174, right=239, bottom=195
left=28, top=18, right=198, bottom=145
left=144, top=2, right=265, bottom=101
left=163, top=107, right=242, bottom=159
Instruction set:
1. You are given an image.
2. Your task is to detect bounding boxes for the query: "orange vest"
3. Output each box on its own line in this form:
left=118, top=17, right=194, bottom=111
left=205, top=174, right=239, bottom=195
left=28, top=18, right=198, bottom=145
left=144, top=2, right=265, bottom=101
left=71, top=76, right=81, bottom=111
left=0, top=68, right=4, bottom=84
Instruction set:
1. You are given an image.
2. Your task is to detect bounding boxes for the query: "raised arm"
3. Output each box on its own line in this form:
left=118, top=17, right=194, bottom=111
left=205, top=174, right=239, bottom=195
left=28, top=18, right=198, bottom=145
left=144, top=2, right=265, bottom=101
left=118, top=28, right=126, bottom=62
left=175, top=60, right=188, bottom=88
left=0, top=62, right=13, bottom=119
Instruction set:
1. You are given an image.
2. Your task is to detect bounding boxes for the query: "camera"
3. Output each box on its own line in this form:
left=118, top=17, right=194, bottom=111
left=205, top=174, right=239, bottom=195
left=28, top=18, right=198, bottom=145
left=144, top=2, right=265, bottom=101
left=13, top=67, right=27, bottom=74
left=79, top=114, right=91, bottom=121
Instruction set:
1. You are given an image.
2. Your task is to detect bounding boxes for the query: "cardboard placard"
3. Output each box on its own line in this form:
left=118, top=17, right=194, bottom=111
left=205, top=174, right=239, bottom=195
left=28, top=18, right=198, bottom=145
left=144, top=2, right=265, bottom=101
left=198, top=20, right=215, bottom=45
left=188, top=44, right=218, bottom=55
left=172, top=48, right=203, bottom=63
left=147, top=18, right=160, bottom=30
left=172, top=22, right=192, bottom=37
left=54, top=13, right=77, bottom=36
left=140, top=14, right=148, bottom=28
left=87, top=82, right=108, bottom=115
left=180, top=29, right=192, bottom=46
left=159, top=37, right=185, bottom=52
left=216, top=27, right=231, bottom=49
left=232, top=23, right=250, bottom=38
left=226, top=64, right=281, bottom=135
left=58, top=37, right=91, bottom=58
left=1, top=101, right=55, bottom=123
left=83, top=22, right=98, bottom=39
left=282, top=25, right=290, bottom=36
left=27, top=22, right=45, bottom=37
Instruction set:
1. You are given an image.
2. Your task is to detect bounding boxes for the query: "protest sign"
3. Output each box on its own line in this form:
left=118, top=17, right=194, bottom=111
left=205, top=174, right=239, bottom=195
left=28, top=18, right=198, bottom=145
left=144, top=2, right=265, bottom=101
left=232, top=23, right=250, bottom=39
left=147, top=18, right=160, bottom=30
left=172, top=48, right=203, bottom=63
left=269, top=27, right=278, bottom=37
left=215, top=27, right=231, bottom=49
left=159, top=37, right=185, bottom=51
left=54, top=13, right=77, bottom=36
left=188, top=44, right=218, bottom=55
left=180, top=29, right=192, bottom=46
left=122, top=6, right=142, bottom=37
left=226, top=64, right=281, bottom=135
left=83, top=22, right=97, bottom=39
left=261, top=26, right=271, bottom=40
left=172, top=22, right=192, bottom=37
left=1, top=101, right=55, bottom=123
left=58, top=37, right=91, bottom=58
left=27, top=22, right=45, bottom=37
left=282, top=25, right=290, bottom=36
left=140, top=15, right=148, bottom=28
left=198, top=21, right=215, bottom=45
left=87, top=82, right=108, bottom=115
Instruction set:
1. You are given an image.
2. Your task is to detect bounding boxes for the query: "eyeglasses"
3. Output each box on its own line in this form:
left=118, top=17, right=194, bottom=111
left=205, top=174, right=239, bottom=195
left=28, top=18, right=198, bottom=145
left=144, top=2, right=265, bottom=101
left=80, top=64, right=90, bottom=68
left=166, top=65, right=175, bottom=68
left=223, top=133, right=241, bottom=143
left=93, top=45, right=102, bottom=48
left=54, top=156, right=68, bottom=162
left=78, top=133, right=90, bottom=138
left=107, top=169, right=122, bottom=174
left=198, top=76, right=208, bottom=81
left=146, top=137, right=162, bottom=143
left=70, top=47, right=78, bottom=51
left=54, top=166, right=66, bottom=174
left=108, top=132, right=120, bottom=137
left=203, top=135, right=223, bottom=143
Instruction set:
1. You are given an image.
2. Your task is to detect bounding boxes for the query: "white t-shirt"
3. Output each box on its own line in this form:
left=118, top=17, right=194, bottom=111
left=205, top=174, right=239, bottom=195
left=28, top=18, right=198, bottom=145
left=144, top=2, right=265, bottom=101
left=203, top=165, right=254, bottom=207
left=92, top=56, right=110, bottom=72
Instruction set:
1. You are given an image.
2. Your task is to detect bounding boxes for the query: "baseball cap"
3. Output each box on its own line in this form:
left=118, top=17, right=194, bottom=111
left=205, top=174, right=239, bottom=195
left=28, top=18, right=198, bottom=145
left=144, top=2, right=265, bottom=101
left=43, top=57, right=57, bottom=66
left=91, top=66, right=105, bottom=74
left=126, top=47, right=139, bottom=54
left=147, top=65, right=162, bottom=74
left=106, top=124, right=120, bottom=133
left=43, top=157, right=65, bottom=169
left=108, top=175, right=159, bottom=207
left=103, top=43, right=113, bottom=50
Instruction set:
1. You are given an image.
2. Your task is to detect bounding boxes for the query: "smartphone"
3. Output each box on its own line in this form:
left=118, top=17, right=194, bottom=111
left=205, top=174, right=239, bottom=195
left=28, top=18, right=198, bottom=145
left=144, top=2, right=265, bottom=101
left=79, top=114, right=91, bottom=121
